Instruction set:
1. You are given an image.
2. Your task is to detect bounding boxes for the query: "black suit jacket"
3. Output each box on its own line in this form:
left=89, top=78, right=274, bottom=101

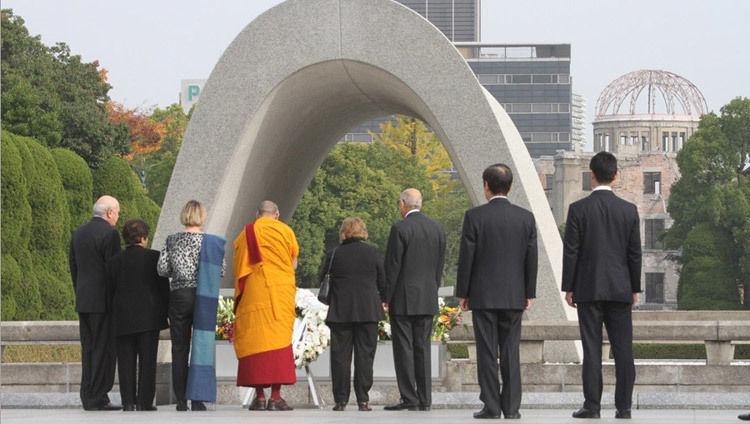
left=106, top=246, right=170, bottom=337
left=384, top=211, right=446, bottom=316
left=69, top=217, right=122, bottom=313
left=456, top=197, right=538, bottom=310
left=318, top=238, right=386, bottom=323
left=562, top=189, right=642, bottom=303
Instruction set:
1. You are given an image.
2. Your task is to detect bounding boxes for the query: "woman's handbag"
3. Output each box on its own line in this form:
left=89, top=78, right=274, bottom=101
left=317, top=248, right=337, bottom=305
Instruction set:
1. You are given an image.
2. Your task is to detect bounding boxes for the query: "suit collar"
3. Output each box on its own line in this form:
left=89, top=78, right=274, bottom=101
left=591, top=189, right=615, bottom=197
left=489, top=197, right=510, bottom=204
left=404, top=209, right=421, bottom=218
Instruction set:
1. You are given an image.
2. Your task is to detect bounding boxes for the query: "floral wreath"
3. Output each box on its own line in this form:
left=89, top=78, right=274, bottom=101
left=293, top=288, right=331, bottom=368
left=216, top=290, right=331, bottom=368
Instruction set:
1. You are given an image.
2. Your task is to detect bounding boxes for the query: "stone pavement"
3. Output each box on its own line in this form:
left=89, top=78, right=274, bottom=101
left=2, top=406, right=749, bottom=424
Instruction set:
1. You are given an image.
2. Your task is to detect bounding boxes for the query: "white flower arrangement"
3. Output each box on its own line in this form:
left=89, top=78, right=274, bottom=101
left=293, top=288, right=331, bottom=368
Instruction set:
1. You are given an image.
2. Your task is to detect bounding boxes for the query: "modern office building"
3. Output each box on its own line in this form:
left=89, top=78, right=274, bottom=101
left=343, top=1, right=574, bottom=158
left=571, top=93, right=586, bottom=151
left=395, top=0, right=480, bottom=42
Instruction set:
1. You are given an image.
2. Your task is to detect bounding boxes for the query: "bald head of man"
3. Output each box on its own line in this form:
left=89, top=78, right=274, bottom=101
left=93, top=195, right=120, bottom=227
left=398, top=188, right=422, bottom=218
left=257, top=200, right=280, bottom=219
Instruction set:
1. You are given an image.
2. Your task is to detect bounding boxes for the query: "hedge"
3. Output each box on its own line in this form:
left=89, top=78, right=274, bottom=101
left=92, top=156, right=161, bottom=246
left=51, top=148, right=94, bottom=235
left=1, top=132, right=72, bottom=319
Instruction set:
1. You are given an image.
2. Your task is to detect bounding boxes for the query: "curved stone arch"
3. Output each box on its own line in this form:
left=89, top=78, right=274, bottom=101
left=155, top=0, right=575, bottom=361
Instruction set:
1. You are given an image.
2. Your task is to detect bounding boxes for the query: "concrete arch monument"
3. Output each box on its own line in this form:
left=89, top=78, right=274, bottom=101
left=154, top=0, right=576, bottom=361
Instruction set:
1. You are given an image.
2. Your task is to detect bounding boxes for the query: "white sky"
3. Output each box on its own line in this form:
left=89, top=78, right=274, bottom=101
left=5, top=0, right=749, bottom=148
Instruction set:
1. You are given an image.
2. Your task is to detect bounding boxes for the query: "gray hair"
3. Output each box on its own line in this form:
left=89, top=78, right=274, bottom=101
left=93, top=196, right=118, bottom=217
left=400, top=188, right=422, bottom=209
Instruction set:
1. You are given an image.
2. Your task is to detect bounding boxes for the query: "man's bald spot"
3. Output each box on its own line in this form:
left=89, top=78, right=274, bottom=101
left=257, top=200, right=279, bottom=217
left=93, top=195, right=119, bottom=216
left=401, top=188, right=422, bottom=209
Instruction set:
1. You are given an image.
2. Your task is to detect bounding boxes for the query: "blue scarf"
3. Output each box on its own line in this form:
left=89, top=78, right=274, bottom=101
left=185, top=233, right=226, bottom=403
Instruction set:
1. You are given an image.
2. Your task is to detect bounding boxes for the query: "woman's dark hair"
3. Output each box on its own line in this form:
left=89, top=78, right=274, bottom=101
left=589, top=152, right=618, bottom=183
left=122, top=219, right=150, bottom=246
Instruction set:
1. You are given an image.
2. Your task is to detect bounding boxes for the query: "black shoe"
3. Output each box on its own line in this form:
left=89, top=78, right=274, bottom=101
left=176, top=401, right=188, bottom=411
left=266, top=397, right=293, bottom=411
left=358, top=402, right=372, bottom=411
left=122, top=404, right=135, bottom=411
left=248, top=397, right=266, bottom=411
left=333, top=402, right=346, bottom=411
left=191, top=400, right=207, bottom=411
left=419, top=405, right=431, bottom=411
left=739, top=413, right=750, bottom=421
left=615, top=409, right=631, bottom=419
left=384, top=401, right=418, bottom=411
left=572, top=407, right=600, bottom=418
left=86, top=402, right=122, bottom=411
left=473, top=407, right=501, bottom=419
left=504, top=411, right=521, bottom=419
left=136, top=405, right=157, bottom=411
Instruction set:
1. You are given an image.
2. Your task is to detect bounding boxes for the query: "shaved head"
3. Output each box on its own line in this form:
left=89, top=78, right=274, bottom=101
left=257, top=200, right=280, bottom=218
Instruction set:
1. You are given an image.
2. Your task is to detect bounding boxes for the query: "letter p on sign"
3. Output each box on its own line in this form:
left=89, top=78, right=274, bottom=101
left=188, top=85, right=201, bottom=101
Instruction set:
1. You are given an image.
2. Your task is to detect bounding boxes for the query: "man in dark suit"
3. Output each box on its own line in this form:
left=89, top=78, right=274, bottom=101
left=562, top=152, right=641, bottom=420
left=107, top=219, right=170, bottom=411
left=456, top=163, right=537, bottom=420
left=69, top=195, right=122, bottom=411
left=383, top=188, right=446, bottom=411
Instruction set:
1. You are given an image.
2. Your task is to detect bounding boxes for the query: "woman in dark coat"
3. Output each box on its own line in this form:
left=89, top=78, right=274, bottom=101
left=106, top=219, right=169, bottom=411
left=318, top=217, right=386, bottom=412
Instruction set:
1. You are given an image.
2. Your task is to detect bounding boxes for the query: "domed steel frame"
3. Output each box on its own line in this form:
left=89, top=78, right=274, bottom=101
left=595, top=70, right=707, bottom=117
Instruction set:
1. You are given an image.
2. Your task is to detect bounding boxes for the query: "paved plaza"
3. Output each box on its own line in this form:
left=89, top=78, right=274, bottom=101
left=2, top=406, right=749, bottom=424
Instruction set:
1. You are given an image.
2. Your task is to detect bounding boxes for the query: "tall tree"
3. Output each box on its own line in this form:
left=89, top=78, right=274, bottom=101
left=666, top=97, right=750, bottom=308
left=290, top=141, right=431, bottom=287
left=372, top=116, right=472, bottom=285
left=1, top=9, right=130, bottom=167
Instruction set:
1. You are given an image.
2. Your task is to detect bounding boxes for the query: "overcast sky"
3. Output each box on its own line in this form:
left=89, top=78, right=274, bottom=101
left=5, top=0, right=748, bottom=147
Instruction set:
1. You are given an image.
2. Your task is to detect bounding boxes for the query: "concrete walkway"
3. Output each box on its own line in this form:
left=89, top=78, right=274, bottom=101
left=2, top=406, right=749, bottom=424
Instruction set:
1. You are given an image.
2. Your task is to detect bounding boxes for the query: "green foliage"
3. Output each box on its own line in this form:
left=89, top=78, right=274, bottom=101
left=144, top=151, right=176, bottom=206
left=629, top=344, right=706, bottom=360
left=666, top=97, right=750, bottom=309
left=677, top=224, right=742, bottom=310
left=1, top=130, right=32, bottom=253
left=51, top=148, right=94, bottom=235
left=1, top=131, right=72, bottom=319
left=1, top=9, right=130, bottom=167
left=92, top=156, right=161, bottom=246
left=447, top=343, right=468, bottom=359
left=2, top=345, right=81, bottom=363
left=291, top=142, right=432, bottom=286
left=423, top=184, right=472, bottom=286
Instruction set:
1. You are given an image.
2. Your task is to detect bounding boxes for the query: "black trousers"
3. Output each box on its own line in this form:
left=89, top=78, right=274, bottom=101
left=116, top=330, right=160, bottom=407
left=169, top=287, right=195, bottom=403
left=577, top=301, right=635, bottom=412
left=472, top=309, right=523, bottom=416
left=78, top=312, right=116, bottom=409
left=389, top=314, right=433, bottom=407
left=328, top=322, right=378, bottom=404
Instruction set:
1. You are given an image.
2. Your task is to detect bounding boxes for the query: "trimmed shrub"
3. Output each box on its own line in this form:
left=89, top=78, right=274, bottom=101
left=51, top=148, right=94, bottom=235
left=92, top=156, right=160, bottom=245
left=1, top=131, right=32, bottom=254
left=13, top=133, right=76, bottom=319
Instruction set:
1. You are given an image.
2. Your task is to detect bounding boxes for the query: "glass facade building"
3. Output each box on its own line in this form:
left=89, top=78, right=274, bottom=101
left=345, top=1, right=574, bottom=158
